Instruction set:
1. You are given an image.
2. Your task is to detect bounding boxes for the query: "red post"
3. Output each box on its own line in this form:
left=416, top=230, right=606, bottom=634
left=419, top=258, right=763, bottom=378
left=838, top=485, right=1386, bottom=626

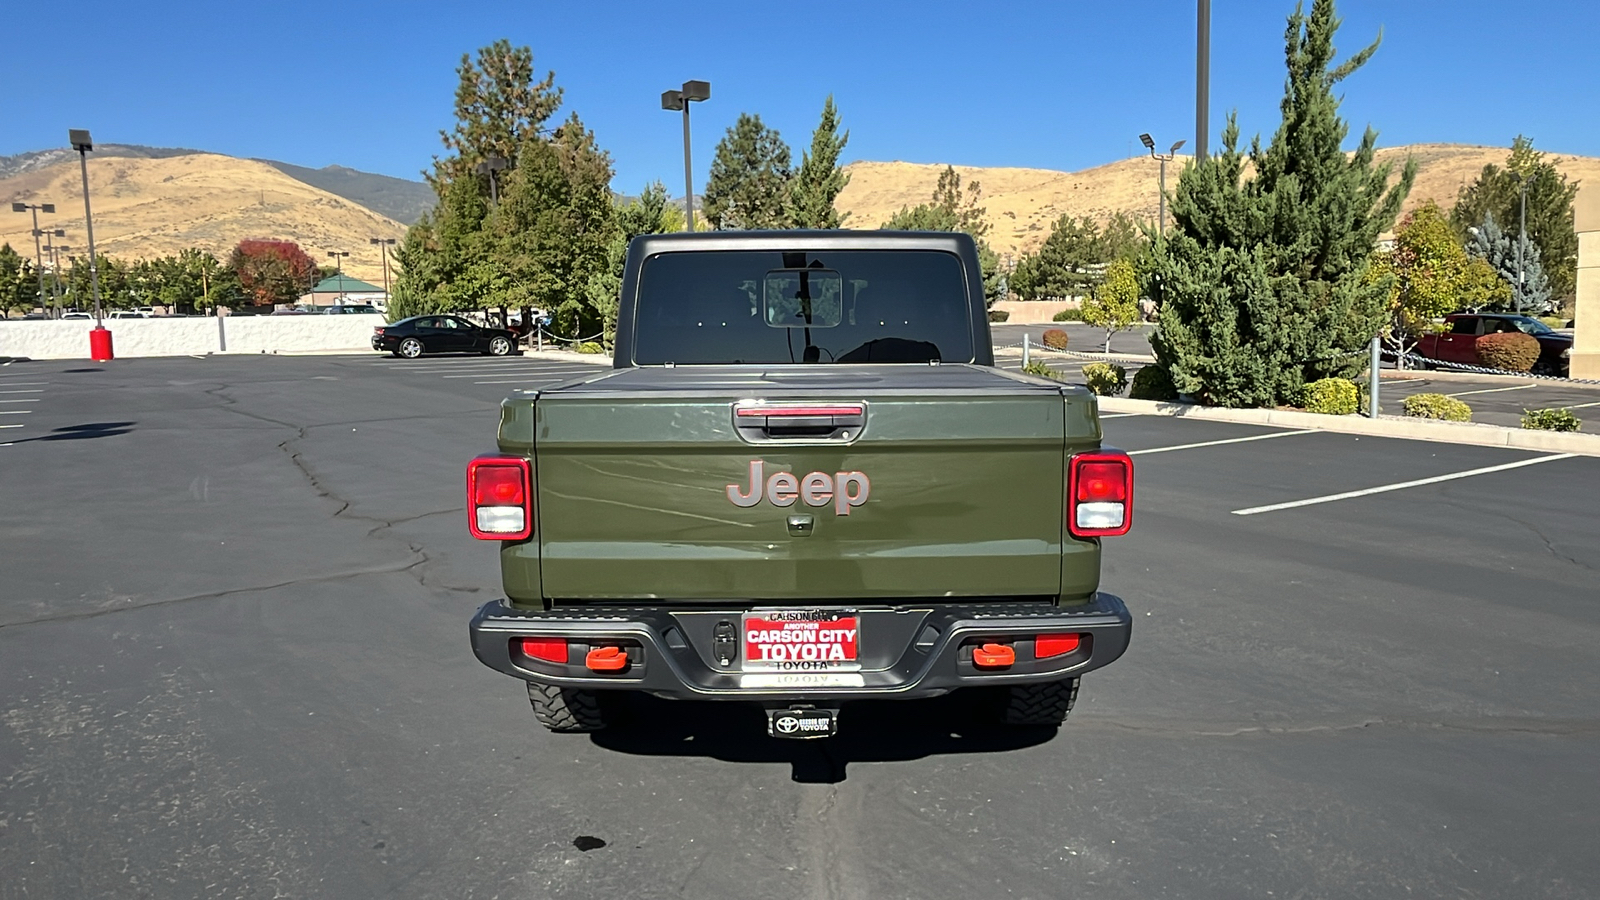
left=89, top=326, right=115, bottom=361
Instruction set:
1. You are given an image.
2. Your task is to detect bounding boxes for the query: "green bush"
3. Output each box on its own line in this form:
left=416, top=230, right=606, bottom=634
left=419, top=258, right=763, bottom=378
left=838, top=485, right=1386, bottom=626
left=1021, top=360, right=1061, bottom=380
left=1052, top=308, right=1083, bottom=322
left=988, top=309, right=1010, bottom=323
left=1041, top=328, right=1070, bottom=350
left=1081, top=362, right=1128, bottom=396
left=575, top=341, right=605, bottom=354
left=1128, top=364, right=1178, bottom=401
left=1402, top=393, right=1472, bottom=422
left=1521, top=408, right=1581, bottom=432
left=1474, top=332, right=1541, bottom=372
left=1302, top=378, right=1358, bottom=415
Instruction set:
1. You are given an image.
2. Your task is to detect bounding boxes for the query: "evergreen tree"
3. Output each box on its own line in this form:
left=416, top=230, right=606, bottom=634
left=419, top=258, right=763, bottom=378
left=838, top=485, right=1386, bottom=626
left=703, top=114, right=793, bottom=230
left=1451, top=137, right=1575, bottom=302
left=586, top=182, right=679, bottom=347
left=880, top=202, right=1002, bottom=304
left=1369, top=201, right=1509, bottom=362
left=1027, top=215, right=1107, bottom=300
left=1147, top=0, right=1413, bottom=407
left=930, top=166, right=988, bottom=238
left=433, top=40, right=562, bottom=186
left=1465, top=212, right=1551, bottom=313
left=789, top=96, right=851, bottom=229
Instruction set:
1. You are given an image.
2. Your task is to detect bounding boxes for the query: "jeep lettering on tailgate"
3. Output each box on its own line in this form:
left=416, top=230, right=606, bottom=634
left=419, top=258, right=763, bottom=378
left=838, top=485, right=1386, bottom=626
left=726, top=460, right=870, bottom=514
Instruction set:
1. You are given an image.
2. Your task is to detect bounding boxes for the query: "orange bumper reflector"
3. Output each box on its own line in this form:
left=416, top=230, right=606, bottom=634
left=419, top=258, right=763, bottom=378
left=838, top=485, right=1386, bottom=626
left=585, top=646, right=628, bottom=672
left=973, top=643, right=1015, bottom=669
left=1035, top=633, right=1082, bottom=659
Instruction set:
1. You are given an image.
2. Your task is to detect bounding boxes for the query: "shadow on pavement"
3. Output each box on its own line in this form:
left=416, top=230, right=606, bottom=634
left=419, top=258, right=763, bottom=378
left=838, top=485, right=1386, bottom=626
left=591, top=690, right=1058, bottom=784
left=10, top=421, right=135, bottom=443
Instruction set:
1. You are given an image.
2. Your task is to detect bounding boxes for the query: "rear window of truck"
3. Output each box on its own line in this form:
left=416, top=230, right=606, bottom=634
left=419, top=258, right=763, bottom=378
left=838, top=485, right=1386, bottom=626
left=632, top=250, right=975, bottom=365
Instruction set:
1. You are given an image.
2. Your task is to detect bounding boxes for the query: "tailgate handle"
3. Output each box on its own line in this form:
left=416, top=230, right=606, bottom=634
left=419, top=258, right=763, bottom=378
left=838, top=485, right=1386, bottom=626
left=734, top=403, right=865, bottom=442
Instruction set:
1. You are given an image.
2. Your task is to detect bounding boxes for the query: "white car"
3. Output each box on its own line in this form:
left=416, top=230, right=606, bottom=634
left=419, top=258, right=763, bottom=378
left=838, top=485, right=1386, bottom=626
left=110, top=311, right=150, bottom=319
left=61, top=312, right=93, bottom=320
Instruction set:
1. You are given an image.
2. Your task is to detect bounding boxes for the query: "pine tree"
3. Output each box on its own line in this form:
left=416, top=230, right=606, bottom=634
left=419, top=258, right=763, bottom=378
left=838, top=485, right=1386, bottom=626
left=1451, top=137, right=1575, bottom=302
left=1465, top=212, right=1551, bottom=313
left=432, top=40, right=562, bottom=187
left=789, top=96, right=851, bottom=229
left=702, top=114, right=793, bottom=230
left=1147, top=0, right=1413, bottom=407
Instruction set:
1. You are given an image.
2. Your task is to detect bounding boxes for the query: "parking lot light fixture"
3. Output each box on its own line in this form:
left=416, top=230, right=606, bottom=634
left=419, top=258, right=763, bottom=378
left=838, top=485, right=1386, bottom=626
left=662, top=80, right=710, bottom=232
left=474, top=155, right=510, bottom=205
left=1143, top=136, right=1186, bottom=237
left=326, top=251, right=350, bottom=302
left=369, top=237, right=397, bottom=302
left=69, top=129, right=111, bottom=357
left=12, top=201, right=56, bottom=317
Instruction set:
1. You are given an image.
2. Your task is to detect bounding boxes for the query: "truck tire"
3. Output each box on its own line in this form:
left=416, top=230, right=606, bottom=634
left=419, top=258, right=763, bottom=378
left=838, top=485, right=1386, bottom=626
left=527, top=683, right=608, bottom=732
left=1000, top=678, right=1079, bottom=726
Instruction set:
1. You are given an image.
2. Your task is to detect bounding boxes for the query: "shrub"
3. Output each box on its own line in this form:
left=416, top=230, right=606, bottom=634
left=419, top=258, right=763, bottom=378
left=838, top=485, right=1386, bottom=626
left=1051, top=308, right=1083, bottom=322
left=1041, top=328, right=1070, bottom=350
left=1474, top=332, right=1540, bottom=372
left=1302, top=378, right=1358, bottom=415
left=575, top=341, right=605, bottom=354
left=1128, top=364, right=1178, bottom=401
left=1402, top=393, right=1472, bottom=422
left=988, top=309, right=1010, bottom=323
left=1022, top=360, right=1061, bottom=380
left=1521, top=408, right=1581, bottom=432
left=1081, top=362, right=1128, bottom=396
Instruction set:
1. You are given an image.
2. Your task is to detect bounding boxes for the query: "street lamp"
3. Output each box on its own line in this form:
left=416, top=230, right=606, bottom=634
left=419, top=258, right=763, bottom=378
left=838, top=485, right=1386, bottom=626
left=1196, top=0, right=1211, bottom=161
left=69, top=128, right=113, bottom=360
left=11, top=201, right=55, bottom=317
left=39, top=232, right=65, bottom=314
left=661, top=79, right=710, bottom=232
left=326, top=250, right=350, bottom=303
left=1141, top=134, right=1186, bottom=236
left=369, top=237, right=396, bottom=302
left=474, top=155, right=509, bottom=205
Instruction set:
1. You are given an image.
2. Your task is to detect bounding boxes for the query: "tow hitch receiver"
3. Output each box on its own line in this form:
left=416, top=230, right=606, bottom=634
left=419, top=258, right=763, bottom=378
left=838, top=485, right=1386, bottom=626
left=768, top=708, right=839, bottom=739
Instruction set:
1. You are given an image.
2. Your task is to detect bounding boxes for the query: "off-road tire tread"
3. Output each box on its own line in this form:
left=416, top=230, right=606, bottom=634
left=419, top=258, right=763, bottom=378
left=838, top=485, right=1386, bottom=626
left=526, top=683, right=607, bottom=732
left=1003, top=678, right=1078, bottom=726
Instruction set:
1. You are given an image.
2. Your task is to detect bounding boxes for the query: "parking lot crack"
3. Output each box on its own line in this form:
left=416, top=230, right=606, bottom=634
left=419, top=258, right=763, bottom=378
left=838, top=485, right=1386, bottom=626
left=1439, top=497, right=1595, bottom=573
left=0, top=557, right=427, bottom=631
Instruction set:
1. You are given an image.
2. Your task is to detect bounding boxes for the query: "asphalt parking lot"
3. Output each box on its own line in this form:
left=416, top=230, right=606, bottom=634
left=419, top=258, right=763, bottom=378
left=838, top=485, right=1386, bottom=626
left=2, top=353, right=1597, bottom=899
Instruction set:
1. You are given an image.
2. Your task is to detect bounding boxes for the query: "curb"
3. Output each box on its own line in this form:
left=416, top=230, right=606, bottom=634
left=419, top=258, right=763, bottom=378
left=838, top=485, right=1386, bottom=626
left=1097, top=397, right=1600, bottom=458
left=1380, top=368, right=1600, bottom=391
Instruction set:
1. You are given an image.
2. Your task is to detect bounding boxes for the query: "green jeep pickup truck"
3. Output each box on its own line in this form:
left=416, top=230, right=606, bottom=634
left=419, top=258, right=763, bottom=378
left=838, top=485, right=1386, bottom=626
left=467, top=231, right=1133, bottom=738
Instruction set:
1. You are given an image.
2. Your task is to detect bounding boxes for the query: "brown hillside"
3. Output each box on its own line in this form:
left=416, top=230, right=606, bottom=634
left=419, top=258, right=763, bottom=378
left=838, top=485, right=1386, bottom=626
left=837, top=144, right=1600, bottom=258
left=0, top=153, right=406, bottom=286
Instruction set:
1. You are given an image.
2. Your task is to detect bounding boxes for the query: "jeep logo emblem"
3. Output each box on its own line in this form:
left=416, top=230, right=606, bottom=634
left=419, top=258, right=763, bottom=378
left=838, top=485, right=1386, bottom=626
left=727, top=461, right=870, bottom=515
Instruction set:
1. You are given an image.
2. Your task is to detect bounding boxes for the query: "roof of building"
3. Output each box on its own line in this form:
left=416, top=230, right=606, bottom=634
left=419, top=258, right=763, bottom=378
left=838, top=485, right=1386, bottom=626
left=312, top=275, right=384, bottom=293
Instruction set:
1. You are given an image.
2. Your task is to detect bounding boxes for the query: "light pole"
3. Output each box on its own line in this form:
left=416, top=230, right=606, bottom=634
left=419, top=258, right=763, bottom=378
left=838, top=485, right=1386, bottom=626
left=475, top=155, right=509, bottom=205
left=369, top=237, right=396, bottom=302
left=69, top=129, right=113, bottom=360
left=1196, top=0, right=1210, bottom=161
left=1513, top=173, right=1530, bottom=314
left=661, top=80, right=711, bottom=232
left=326, top=250, right=350, bottom=304
left=11, top=201, right=55, bottom=317
left=40, top=232, right=65, bottom=313
left=1140, top=134, right=1186, bottom=236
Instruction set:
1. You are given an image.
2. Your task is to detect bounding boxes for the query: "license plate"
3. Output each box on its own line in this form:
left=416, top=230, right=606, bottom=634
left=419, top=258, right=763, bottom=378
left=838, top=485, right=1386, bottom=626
left=741, top=609, right=860, bottom=678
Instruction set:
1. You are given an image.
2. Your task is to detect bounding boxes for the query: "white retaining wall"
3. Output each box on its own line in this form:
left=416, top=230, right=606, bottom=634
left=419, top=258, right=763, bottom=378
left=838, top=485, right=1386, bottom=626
left=0, top=316, right=380, bottom=360
left=991, top=300, right=1081, bottom=323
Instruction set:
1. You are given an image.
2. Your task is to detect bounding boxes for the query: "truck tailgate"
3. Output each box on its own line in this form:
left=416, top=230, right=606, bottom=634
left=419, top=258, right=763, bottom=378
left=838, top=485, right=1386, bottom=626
left=504, top=365, right=1101, bottom=602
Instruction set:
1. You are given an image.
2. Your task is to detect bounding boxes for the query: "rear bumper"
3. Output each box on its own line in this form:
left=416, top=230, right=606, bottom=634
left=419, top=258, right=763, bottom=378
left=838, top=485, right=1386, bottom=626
left=468, top=595, right=1132, bottom=701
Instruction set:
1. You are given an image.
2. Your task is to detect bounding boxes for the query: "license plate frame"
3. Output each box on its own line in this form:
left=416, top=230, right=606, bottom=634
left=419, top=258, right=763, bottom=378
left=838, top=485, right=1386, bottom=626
left=740, top=608, right=861, bottom=686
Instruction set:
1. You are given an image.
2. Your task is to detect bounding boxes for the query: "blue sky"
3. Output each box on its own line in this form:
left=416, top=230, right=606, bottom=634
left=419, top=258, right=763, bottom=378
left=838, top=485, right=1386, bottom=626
left=3, top=0, right=1595, bottom=192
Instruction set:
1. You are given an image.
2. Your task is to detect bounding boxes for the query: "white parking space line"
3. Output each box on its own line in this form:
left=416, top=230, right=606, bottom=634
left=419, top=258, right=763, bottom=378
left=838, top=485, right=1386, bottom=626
left=0, top=382, right=48, bottom=386
left=471, top=375, right=602, bottom=385
left=0, top=423, right=21, bottom=428
left=1099, top=413, right=1140, bottom=419
left=443, top=369, right=595, bottom=379
left=0, top=398, right=40, bottom=403
left=1232, top=453, right=1578, bottom=516
left=1128, top=429, right=1315, bottom=456
left=1561, top=400, right=1600, bottom=410
left=1445, top=383, right=1539, bottom=397
left=0, top=389, right=44, bottom=394
left=0, top=410, right=32, bottom=415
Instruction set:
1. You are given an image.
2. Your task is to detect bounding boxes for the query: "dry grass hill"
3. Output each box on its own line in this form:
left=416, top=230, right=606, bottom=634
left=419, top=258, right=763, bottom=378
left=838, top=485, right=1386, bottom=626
left=0, top=153, right=405, bottom=286
left=836, top=144, right=1600, bottom=259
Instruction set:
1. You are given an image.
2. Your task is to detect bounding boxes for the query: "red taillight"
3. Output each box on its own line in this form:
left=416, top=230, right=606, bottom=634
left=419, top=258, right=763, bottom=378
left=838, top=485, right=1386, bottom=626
left=518, top=637, right=567, bottom=663
left=1069, top=451, right=1132, bottom=538
left=374, top=326, right=385, bottom=334
left=1035, top=633, right=1082, bottom=658
left=467, top=455, right=533, bottom=540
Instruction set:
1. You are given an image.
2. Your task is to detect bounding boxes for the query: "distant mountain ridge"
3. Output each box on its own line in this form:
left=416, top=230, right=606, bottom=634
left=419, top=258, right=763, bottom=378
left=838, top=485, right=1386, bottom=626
left=0, top=144, right=434, bottom=224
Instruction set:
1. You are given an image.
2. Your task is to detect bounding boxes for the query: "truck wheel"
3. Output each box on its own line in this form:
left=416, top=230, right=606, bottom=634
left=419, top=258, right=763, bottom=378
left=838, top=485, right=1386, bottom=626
left=999, top=678, right=1079, bottom=726
left=526, top=683, right=608, bottom=732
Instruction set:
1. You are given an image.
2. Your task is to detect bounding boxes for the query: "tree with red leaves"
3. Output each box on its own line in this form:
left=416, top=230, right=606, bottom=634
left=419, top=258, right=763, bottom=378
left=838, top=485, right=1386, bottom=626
left=228, top=240, right=318, bottom=307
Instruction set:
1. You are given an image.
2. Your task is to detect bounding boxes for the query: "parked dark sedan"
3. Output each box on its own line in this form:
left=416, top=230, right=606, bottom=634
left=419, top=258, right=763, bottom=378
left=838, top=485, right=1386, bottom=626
left=372, top=315, right=519, bottom=358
